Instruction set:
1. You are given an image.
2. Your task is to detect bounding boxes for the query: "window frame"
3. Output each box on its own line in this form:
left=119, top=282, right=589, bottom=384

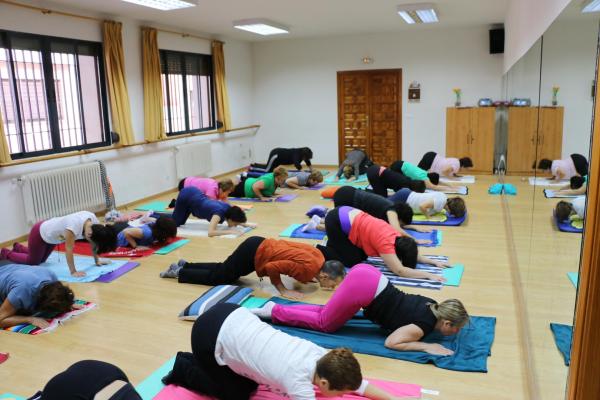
left=0, top=29, right=111, bottom=160
left=159, top=49, right=216, bottom=136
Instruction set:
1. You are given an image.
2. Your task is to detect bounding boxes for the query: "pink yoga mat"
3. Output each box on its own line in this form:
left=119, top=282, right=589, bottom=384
left=154, top=380, right=421, bottom=399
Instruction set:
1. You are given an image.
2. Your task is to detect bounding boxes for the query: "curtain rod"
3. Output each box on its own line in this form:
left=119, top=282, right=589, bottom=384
left=0, top=0, right=223, bottom=43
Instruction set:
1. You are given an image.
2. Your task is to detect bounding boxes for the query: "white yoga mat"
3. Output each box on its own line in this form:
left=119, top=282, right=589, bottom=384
left=177, top=219, right=255, bottom=238
left=529, top=177, right=568, bottom=187
left=440, top=175, right=475, bottom=184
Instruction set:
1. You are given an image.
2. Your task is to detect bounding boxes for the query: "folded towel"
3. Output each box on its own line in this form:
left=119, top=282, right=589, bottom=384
left=488, top=183, right=503, bottom=195
left=503, top=183, right=517, bottom=195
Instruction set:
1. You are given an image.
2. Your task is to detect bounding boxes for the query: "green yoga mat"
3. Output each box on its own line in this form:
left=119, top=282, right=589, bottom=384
left=443, top=264, right=464, bottom=286
left=154, top=239, right=190, bottom=255
left=413, top=212, right=448, bottom=222
left=134, top=200, right=170, bottom=212
left=241, top=296, right=270, bottom=308
left=567, top=272, right=578, bottom=288
left=135, top=356, right=175, bottom=400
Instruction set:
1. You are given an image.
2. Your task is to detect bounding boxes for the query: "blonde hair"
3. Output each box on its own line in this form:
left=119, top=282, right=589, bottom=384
left=273, top=166, right=288, bottom=179
left=218, top=179, right=234, bottom=192
left=342, top=165, right=354, bottom=179
left=309, top=170, right=324, bottom=183
left=429, top=299, right=469, bottom=327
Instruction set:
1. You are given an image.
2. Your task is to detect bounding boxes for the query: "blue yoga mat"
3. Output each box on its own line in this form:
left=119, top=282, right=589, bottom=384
left=404, top=229, right=442, bottom=247
left=136, top=356, right=175, bottom=400
left=555, top=216, right=582, bottom=233
left=550, top=323, right=572, bottom=366
left=410, top=213, right=467, bottom=227
left=41, top=253, right=134, bottom=283
left=268, top=298, right=495, bottom=372
left=279, top=223, right=326, bottom=240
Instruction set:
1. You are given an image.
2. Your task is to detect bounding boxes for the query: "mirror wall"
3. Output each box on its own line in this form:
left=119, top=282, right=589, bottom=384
left=501, top=2, right=598, bottom=398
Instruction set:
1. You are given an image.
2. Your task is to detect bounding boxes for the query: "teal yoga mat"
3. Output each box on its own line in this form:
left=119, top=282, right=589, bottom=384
left=443, top=264, right=464, bottom=286
left=0, top=394, right=25, bottom=400
left=567, top=272, right=578, bottom=288
left=154, top=239, right=190, bottom=255
left=135, top=200, right=171, bottom=212
left=324, top=174, right=368, bottom=186
left=241, top=296, right=270, bottom=308
left=136, top=356, right=175, bottom=400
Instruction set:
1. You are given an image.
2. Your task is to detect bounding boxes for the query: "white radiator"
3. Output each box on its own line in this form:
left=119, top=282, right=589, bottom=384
left=175, top=141, right=212, bottom=179
left=20, top=162, right=106, bottom=225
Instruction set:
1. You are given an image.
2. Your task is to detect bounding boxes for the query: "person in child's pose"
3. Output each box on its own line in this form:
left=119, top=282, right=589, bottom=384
left=229, top=167, right=288, bottom=201
left=390, top=160, right=458, bottom=192
left=554, top=175, right=588, bottom=196
left=250, top=147, right=313, bottom=172
left=417, top=151, right=473, bottom=178
left=0, top=211, right=117, bottom=277
left=555, top=196, right=587, bottom=221
left=176, top=177, right=234, bottom=201
left=284, top=170, right=323, bottom=189
left=160, top=236, right=345, bottom=300
left=159, top=187, right=254, bottom=237
left=0, top=263, right=74, bottom=329
left=366, top=165, right=426, bottom=198
left=252, top=263, right=469, bottom=356
left=320, top=206, right=448, bottom=282
left=114, top=216, right=177, bottom=249
left=163, top=303, right=403, bottom=400
left=334, top=149, right=373, bottom=181
left=536, top=153, right=588, bottom=180
left=389, top=188, right=466, bottom=219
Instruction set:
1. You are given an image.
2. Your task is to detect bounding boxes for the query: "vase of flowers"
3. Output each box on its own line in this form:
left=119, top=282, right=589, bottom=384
left=552, top=86, right=559, bottom=106
left=453, top=88, right=462, bottom=107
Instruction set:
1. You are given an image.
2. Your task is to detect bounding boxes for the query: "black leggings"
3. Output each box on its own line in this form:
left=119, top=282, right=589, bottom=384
left=324, top=208, right=366, bottom=267
left=418, top=152, right=437, bottom=171
left=178, top=236, right=265, bottom=285
left=570, top=153, right=589, bottom=177
left=332, top=185, right=356, bottom=207
left=230, top=176, right=248, bottom=198
left=166, top=303, right=258, bottom=400
left=367, top=165, right=412, bottom=198
left=40, top=360, right=141, bottom=400
left=250, top=149, right=280, bottom=172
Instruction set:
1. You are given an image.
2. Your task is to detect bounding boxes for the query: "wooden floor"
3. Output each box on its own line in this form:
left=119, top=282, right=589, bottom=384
left=0, top=173, right=580, bottom=400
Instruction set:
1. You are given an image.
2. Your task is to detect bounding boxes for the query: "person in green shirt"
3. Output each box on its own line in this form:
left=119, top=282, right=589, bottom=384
left=390, top=160, right=457, bottom=192
left=230, top=167, right=289, bottom=201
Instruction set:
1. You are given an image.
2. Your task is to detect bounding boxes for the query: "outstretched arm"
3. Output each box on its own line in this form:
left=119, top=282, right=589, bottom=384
left=0, top=298, right=50, bottom=329
left=385, top=324, right=454, bottom=355
left=380, top=253, right=444, bottom=282
left=362, top=382, right=414, bottom=400
left=386, top=211, right=408, bottom=236
left=207, top=214, right=241, bottom=237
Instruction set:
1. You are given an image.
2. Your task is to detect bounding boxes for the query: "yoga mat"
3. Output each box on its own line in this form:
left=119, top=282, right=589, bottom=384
left=95, top=261, right=139, bottom=283
left=324, top=174, right=368, bottom=186
left=555, top=216, right=583, bottom=233
left=56, top=237, right=190, bottom=258
left=0, top=352, right=8, bottom=364
left=176, top=219, right=256, bottom=238
left=367, top=256, right=464, bottom=289
left=0, top=395, right=25, bottom=400
left=136, top=356, right=175, bottom=400
left=135, top=200, right=172, bottom=212
left=229, top=194, right=298, bottom=202
left=154, top=379, right=421, bottom=400
left=440, top=175, right=475, bottom=184
left=279, top=223, right=326, bottom=240
left=411, top=212, right=467, bottom=226
left=436, top=186, right=468, bottom=195
left=241, top=296, right=270, bottom=309
left=269, top=298, right=495, bottom=372
left=544, top=189, right=579, bottom=198
left=550, top=323, right=572, bottom=366
left=528, top=177, right=568, bottom=186
left=2, top=300, right=96, bottom=335
left=40, top=254, right=134, bottom=283
left=305, top=183, right=326, bottom=190
left=567, top=272, right=578, bottom=288
left=404, top=228, right=442, bottom=247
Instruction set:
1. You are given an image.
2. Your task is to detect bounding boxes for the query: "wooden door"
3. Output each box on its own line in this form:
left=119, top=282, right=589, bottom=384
left=469, top=107, right=496, bottom=173
left=337, top=70, right=401, bottom=166
left=446, top=107, right=471, bottom=161
left=507, top=107, right=538, bottom=174
left=538, top=106, right=564, bottom=161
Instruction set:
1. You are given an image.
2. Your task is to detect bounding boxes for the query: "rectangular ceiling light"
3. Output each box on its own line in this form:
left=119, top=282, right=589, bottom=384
left=122, top=0, right=197, bottom=11
left=582, top=0, right=600, bottom=13
left=233, top=19, right=289, bottom=36
left=397, top=3, right=439, bottom=24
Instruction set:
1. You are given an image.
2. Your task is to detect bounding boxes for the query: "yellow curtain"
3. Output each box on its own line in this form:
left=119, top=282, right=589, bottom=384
left=103, top=20, right=135, bottom=145
left=142, top=27, right=166, bottom=142
left=0, top=112, right=12, bottom=163
left=212, top=41, right=231, bottom=132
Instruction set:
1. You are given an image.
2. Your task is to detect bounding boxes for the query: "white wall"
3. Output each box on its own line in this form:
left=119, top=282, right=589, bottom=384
left=0, top=3, right=255, bottom=243
left=251, top=27, right=504, bottom=165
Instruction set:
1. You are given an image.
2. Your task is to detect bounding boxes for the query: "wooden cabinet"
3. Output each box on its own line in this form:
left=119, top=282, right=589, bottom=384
left=446, top=107, right=495, bottom=173
left=506, top=106, right=563, bottom=174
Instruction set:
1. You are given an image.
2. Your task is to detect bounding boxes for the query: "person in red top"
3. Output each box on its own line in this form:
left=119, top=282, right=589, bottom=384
left=321, top=207, right=447, bottom=282
left=159, top=236, right=345, bottom=299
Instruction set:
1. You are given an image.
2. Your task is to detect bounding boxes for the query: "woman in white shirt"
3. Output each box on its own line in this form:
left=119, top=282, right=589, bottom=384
left=0, top=211, right=117, bottom=277
left=390, top=189, right=466, bottom=218
left=163, top=303, right=403, bottom=400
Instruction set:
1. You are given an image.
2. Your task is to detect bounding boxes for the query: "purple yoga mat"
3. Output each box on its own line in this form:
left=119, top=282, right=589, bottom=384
left=95, top=262, right=139, bottom=283
left=230, top=194, right=298, bottom=202
left=306, top=183, right=325, bottom=190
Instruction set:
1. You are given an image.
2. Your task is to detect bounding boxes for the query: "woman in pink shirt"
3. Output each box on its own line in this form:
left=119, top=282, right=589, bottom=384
left=537, top=153, right=588, bottom=180
left=171, top=177, right=234, bottom=207
left=418, top=151, right=473, bottom=177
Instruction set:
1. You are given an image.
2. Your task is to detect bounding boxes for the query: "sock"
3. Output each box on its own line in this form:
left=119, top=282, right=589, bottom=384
left=302, top=215, right=322, bottom=232
left=177, top=259, right=188, bottom=267
left=159, top=263, right=182, bottom=278
left=249, top=301, right=276, bottom=319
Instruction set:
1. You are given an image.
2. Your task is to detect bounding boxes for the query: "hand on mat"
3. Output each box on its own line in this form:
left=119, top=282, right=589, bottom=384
left=425, top=343, right=454, bottom=356
left=431, top=260, right=450, bottom=268
left=412, top=226, right=433, bottom=233
left=260, top=197, right=274, bottom=202
left=280, top=289, right=304, bottom=300
left=428, top=273, right=446, bottom=283
left=347, top=176, right=356, bottom=182
left=415, top=239, right=433, bottom=245
left=29, top=317, right=51, bottom=329
left=134, top=246, right=151, bottom=251
left=71, top=270, right=86, bottom=277
left=95, top=259, right=111, bottom=266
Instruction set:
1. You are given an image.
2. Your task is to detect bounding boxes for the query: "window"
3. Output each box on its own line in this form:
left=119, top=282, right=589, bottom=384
left=160, top=49, right=215, bottom=135
left=0, top=30, right=110, bottom=159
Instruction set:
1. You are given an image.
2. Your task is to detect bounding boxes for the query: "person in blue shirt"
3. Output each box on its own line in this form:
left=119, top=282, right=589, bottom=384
left=115, top=216, right=177, bottom=249
left=162, top=187, right=255, bottom=237
left=0, top=262, right=74, bottom=329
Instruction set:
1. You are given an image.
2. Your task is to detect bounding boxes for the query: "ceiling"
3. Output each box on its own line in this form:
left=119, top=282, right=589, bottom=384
left=33, top=0, right=509, bottom=41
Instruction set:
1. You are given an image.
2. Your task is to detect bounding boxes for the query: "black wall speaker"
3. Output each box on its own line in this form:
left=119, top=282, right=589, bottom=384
left=489, top=28, right=504, bottom=54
